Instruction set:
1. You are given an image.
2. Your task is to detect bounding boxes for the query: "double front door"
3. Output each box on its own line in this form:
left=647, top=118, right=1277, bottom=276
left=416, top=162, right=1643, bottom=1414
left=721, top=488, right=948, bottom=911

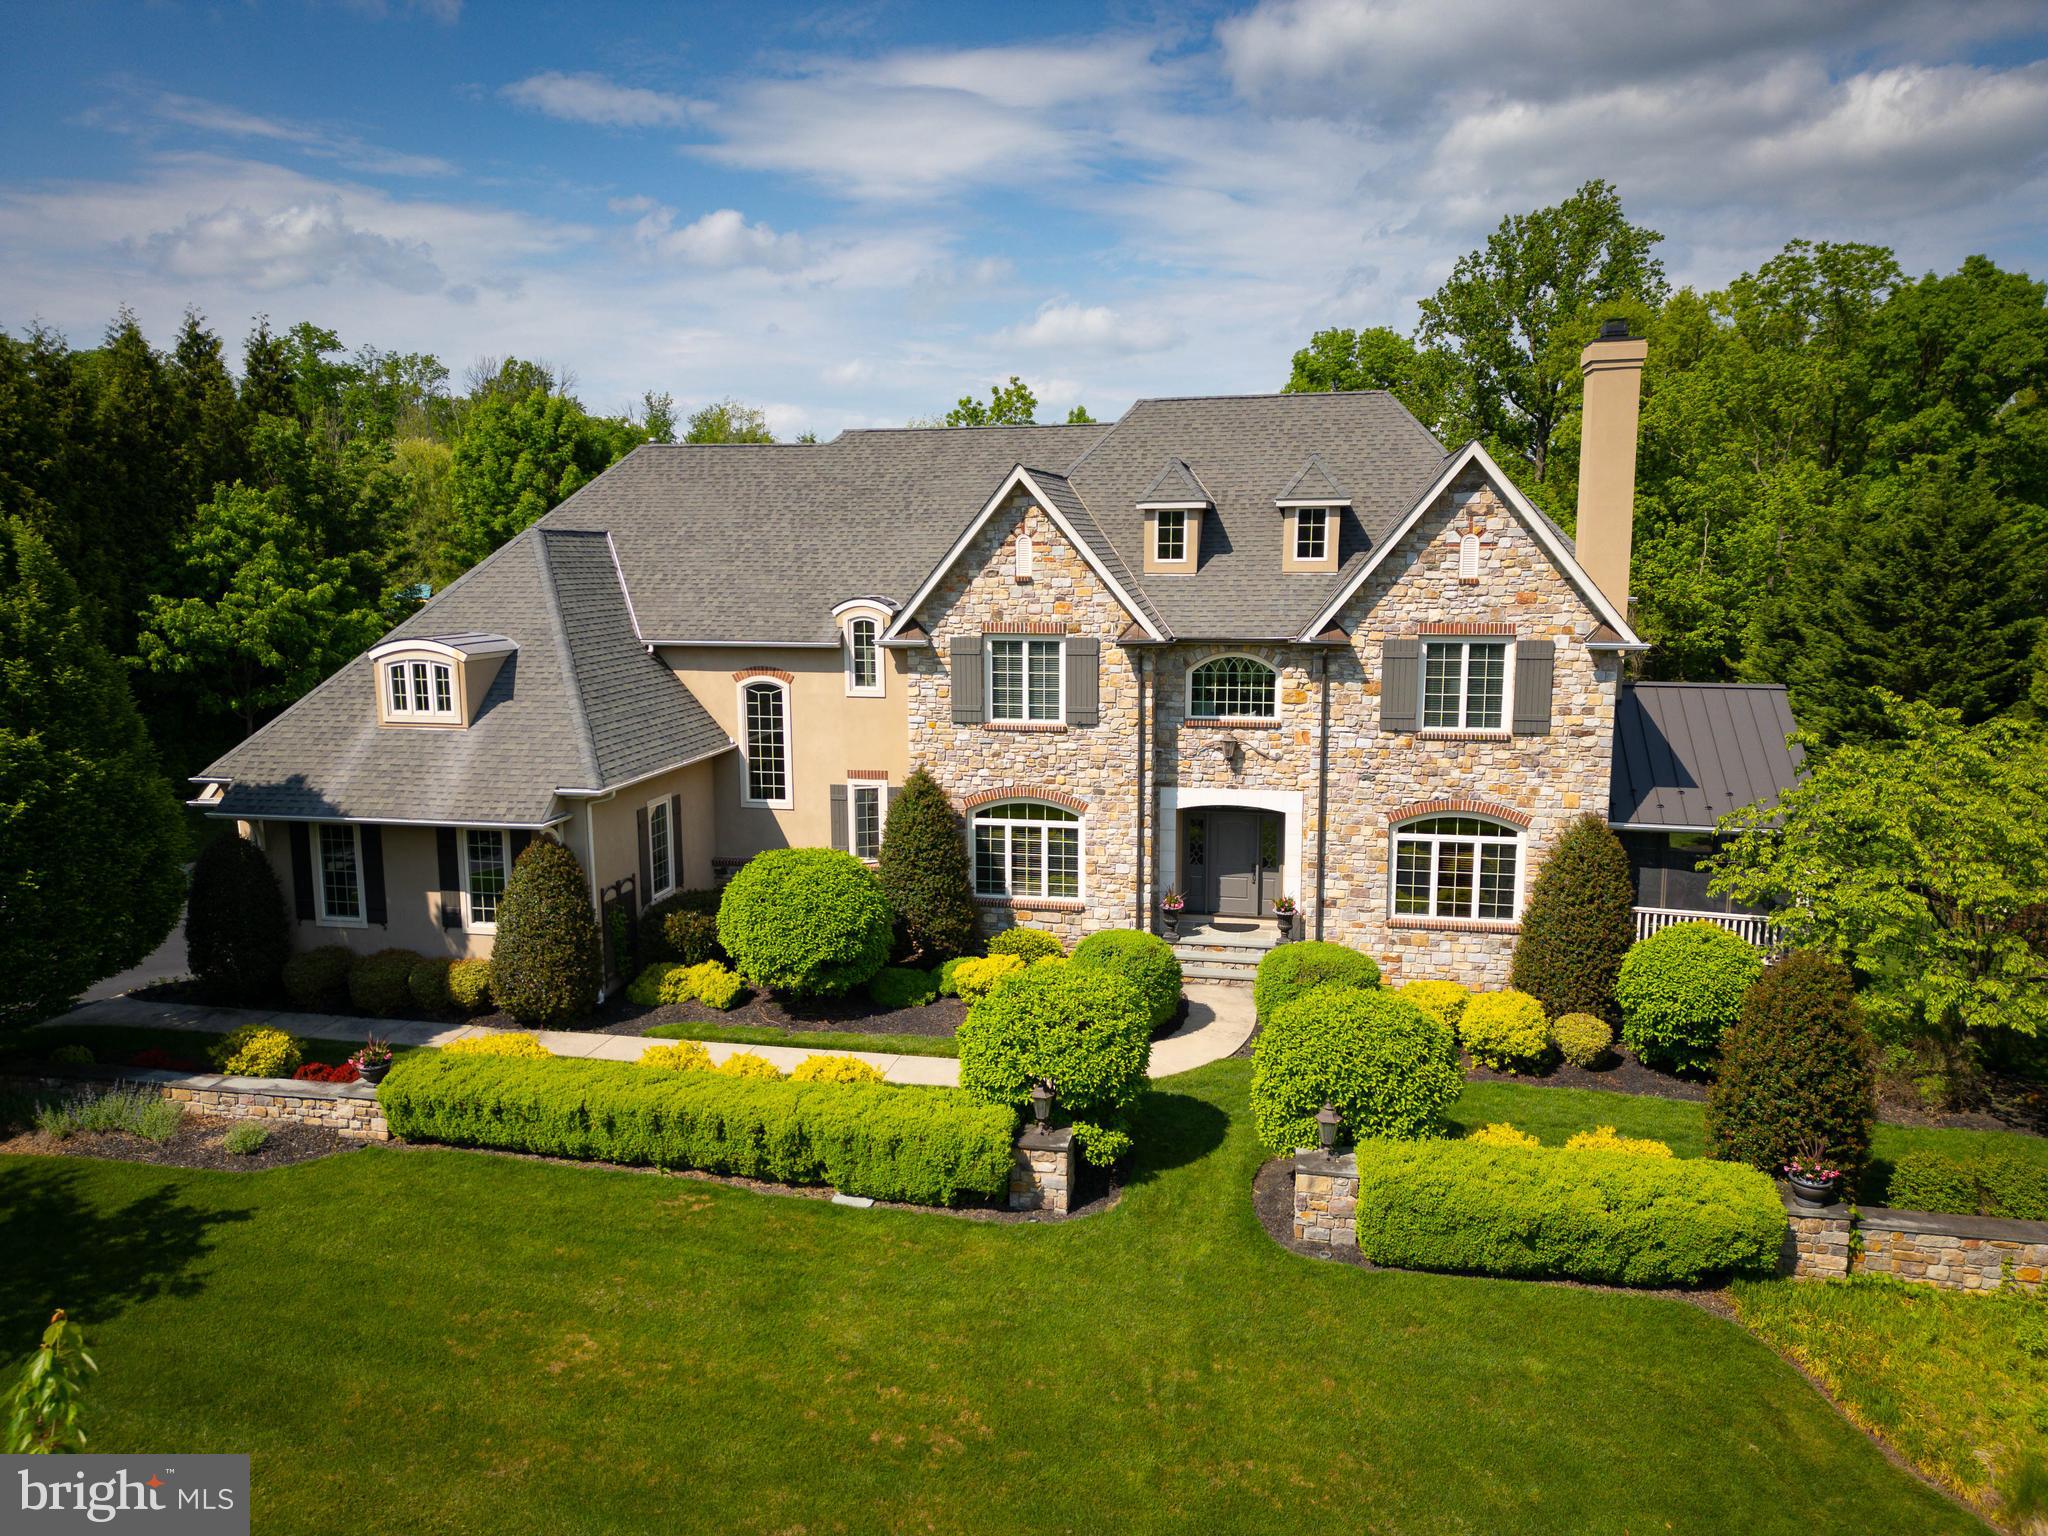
left=1182, top=810, right=1282, bottom=918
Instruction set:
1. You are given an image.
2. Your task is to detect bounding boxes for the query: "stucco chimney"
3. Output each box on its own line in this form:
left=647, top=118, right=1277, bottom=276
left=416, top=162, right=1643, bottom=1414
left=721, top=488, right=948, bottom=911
left=1574, top=319, right=1648, bottom=617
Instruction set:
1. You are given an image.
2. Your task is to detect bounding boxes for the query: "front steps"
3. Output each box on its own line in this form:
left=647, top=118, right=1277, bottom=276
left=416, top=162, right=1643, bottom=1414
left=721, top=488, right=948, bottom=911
left=1169, top=918, right=1282, bottom=985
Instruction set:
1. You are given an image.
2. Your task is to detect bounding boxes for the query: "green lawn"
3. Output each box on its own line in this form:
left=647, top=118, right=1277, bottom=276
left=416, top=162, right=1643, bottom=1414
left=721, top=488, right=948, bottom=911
left=0, top=1061, right=1985, bottom=1535
left=642, top=1021, right=960, bottom=1057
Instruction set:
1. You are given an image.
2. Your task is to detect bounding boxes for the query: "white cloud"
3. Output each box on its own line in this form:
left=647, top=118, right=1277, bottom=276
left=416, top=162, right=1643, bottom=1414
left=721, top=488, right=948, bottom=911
left=1003, top=300, right=1182, bottom=354
left=645, top=208, right=807, bottom=271
left=502, top=71, right=705, bottom=128
left=136, top=198, right=444, bottom=292
left=96, top=90, right=457, bottom=177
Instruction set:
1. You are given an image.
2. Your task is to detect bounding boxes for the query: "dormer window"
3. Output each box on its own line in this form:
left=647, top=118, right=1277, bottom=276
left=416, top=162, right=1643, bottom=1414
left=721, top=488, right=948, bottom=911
left=834, top=600, right=893, bottom=698
left=369, top=633, right=515, bottom=729
left=1294, top=508, right=1328, bottom=563
left=386, top=659, right=455, bottom=720
left=1155, top=507, right=1188, bottom=564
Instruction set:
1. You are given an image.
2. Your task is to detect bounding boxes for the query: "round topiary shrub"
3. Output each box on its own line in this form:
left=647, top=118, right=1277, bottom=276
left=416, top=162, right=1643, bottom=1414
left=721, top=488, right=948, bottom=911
left=1706, top=949, right=1876, bottom=1183
left=407, top=956, right=452, bottom=1013
left=718, top=848, right=892, bottom=998
left=717, top=1050, right=784, bottom=1080
left=1071, top=929, right=1182, bottom=1033
left=1616, top=921, right=1765, bottom=1073
left=1552, top=1012, right=1612, bottom=1069
left=1397, top=980, right=1470, bottom=1034
left=639, top=1040, right=712, bottom=1072
left=185, top=833, right=290, bottom=1006
left=282, top=945, right=353, bottom=1011
left=637, top=889, right=723, bottom=963
left=877, top=768, right=980, bottom=962
left=1250, top=986, right=1460, bottom=1151
left=1252, top=941, right=1381, bottom=1024
left=1509, top=814, right=1635, bottom=1026
left=210, top=1024, right=303, bottom=1079
left=1458, top=989, right=1550, bottom=1072
left=448, top=958, right=492, bottom=1012
left=348, top=948, right=419, bottom=1018
left=867, top=965, right=939, bottom=1010
left=987, top=927, right=1064, bottom=963
left=488, top=835, right=603, bottom=1027
left=957, top=963, right=1152, bottom=1165
left=951, top=953, right=1025, bottom=1003
left=662, top=910, right=722, bottom=966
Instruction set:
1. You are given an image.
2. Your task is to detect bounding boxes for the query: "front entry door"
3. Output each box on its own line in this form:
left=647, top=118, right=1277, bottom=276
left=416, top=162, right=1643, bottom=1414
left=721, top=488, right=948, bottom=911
left=1211, top=812, right=1262, bottom=917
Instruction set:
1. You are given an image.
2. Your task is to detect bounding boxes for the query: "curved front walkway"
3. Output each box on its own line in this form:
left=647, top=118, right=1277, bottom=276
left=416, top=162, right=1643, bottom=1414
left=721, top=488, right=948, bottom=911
left=56, top=981, right=1256, bottom=1087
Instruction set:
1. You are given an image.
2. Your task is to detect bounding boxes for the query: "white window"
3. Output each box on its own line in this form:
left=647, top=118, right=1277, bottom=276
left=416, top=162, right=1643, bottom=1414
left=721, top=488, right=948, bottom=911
left=385, top=659, right=455, bottom=721
left=316, top=823, right=365, bottom=926
left=647, top=797, right=674, bottom=897
left=462, top=829, right=509, bottom=931
left=988, top=637, right=1063, bottom=723
left=1155, top=508, right=1187, bottom=563
left=972, top=801, right=1082, bottom=900
left=741, top=680, right=791, bottom=807
left=1295, top=507, right=1329, bottom=561
left=845, top=616, right=881, bottom=696
left=850, top=782, right=882, bottom=860
left=1392, top=815, right=1521, bottom=922
left=1189, top=656, right=1278, bottom=720
left=1422, top=640, right=1509, bottom=730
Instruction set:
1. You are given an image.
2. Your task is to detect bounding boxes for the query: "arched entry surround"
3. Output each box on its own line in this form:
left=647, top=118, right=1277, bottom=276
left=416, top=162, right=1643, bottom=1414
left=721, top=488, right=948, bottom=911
left=1157, top=787, right=1304, bottom=919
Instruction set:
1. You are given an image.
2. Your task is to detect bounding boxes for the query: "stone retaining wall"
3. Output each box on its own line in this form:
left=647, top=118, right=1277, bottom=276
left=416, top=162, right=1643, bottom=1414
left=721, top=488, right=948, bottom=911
left=1292, top=1148, right=1358, bottom=1251
left=1009, top=1126, right=1076, bottom=1216
left=16, top=1067, right=389, bottom=1141
left=1784, top=1195, right=2046, bottom=1291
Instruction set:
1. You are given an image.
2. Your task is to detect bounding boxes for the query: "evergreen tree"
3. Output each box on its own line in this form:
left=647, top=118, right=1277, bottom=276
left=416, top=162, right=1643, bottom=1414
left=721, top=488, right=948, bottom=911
left=168, top=309, right=249, bottom=506
left=1509, top=815, right=1636, bottom=1026
left=489, top=835, right=602, bottom=1026
left=79, top=310, right=185, bottom=655
left=239, top=316, right=298, bottom=424
left=877, top=768, right=979, bottom=962
left=0, top=519, right=186, bottom=1029
left=185, top=832, right=290, bottom=1006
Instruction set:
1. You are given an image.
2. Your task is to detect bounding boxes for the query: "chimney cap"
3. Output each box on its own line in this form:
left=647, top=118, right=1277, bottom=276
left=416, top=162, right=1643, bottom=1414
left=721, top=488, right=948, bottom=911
left=1598, top=317, right=1631, bottom=340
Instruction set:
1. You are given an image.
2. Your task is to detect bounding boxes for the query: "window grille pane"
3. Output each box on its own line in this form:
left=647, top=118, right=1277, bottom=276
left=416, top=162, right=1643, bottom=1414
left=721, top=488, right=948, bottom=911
left=1296, top=508, right=1327, bottom=560
left=1191, top=656, right=1277, bottom=718
left=388, top=665, right=407, bottom=713
left=649, top=802, right=671, bottom=893
left=852, top=785, right=881, bottom=859
left=1394, top=839, right=1430, bottom=914
left=1437, top=840, right=1475, bottom=918
left=745, top=684, right=786, bottom=801
left=1478, top=843, right=1516, bottom=919
left=467, top=829, right=506, bottom=925
left=1465, top=644, right=1506, bottom=728
left=1047, top=826, right=1079, bottom=898
left=974, top=824, right=1004, bottom=895
left=1026, top=640, right=1061, bottom=721
left=989, top=640, right=1023, bottom=720
left=1009, top=825, right=1043, bottom=896
left=1423, top=643, right=1462, bottom=728
left=319, top=824, right=361, bottom=920
left=434, top=664, right=453, bottom=714
left=1156, top=508, right=1185, bottom=561
left=411, top=662, right=432, bottom=713
left=850, top=619, right=878, bottom=690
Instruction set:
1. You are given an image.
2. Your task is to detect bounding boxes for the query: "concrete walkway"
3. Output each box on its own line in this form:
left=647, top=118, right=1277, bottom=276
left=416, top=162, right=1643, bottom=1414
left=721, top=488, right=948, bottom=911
left=57, top=982, right=1255, bottom=1087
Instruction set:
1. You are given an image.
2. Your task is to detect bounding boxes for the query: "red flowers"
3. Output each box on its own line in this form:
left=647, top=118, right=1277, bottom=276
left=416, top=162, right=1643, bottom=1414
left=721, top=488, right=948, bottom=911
left=129, top=1048, right=204, bottom=1072
left=292, top=1061, right=361, bottom=1084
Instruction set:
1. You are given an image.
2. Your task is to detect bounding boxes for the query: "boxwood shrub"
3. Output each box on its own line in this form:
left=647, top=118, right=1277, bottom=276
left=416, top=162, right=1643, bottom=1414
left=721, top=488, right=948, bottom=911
left=448, top=958, right=492, bottom=1013
left=348, top=948, right=419, bottom=1018
left=1249, top=986, right=1460, bottom=1152
left=987, top=928, right=1063, bottom=963
left=1352, top=1139, right=1786, bottom=1287
left=1071, top=929, right=1181, bottom=1032
left=1551, top=1012, right=1612, bottom=1068
left=210, top=1024, right=303, bottom=1079
left=1886, top=1151, right=2048, bottom=1221
left=407, top=956, right=453, bottom=1014
left=718, top=848, right=892, bottom=998
left=1396, top=980, right=1470, bottom=1034
left=377, top=1051, right=1013, bottom=1205
left=1616, top=921, right=1764, bottom=1073
left=1457, top=989, right=1550, bottom=1071
left=1252, top=941, right=1381, bottom=1024
left=638, top=889, right=724, bottom=962
left=282, top=945, right=353, bottom=1011
left=867, top=965, right=939, bottom=1010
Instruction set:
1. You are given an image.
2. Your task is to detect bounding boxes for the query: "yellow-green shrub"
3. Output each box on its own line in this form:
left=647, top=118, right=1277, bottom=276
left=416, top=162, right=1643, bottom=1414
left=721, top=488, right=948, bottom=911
left=716, top=1051, right=783, bottom=1080
left=638, top=1041, right=713, bottom=1072
left=1398, top=980, right=1471, bottom=1033
left=444, top=1031, right=552, bottom=1060
left=1458, top=989, right=1550, bottom=1071
left=684, top=961, right=743, bottom=1010
left=790, top=1054, right=886, bottom=1085
left=986, top=928, right=1063, bottom=963
left=448, top=958, right=493, bottom=1012
left=209, top=1024, right=302, bottom=1079
left=1469, top=1122, right=1538, bottom=1148
left=1564, top=1125, right=1673, bottom=1158
left=953, top=953, right=1025, bottom=1002
left=1552, top=1012, right=1612, bottom=1068
left=626, top=961, right=685, bottom=1006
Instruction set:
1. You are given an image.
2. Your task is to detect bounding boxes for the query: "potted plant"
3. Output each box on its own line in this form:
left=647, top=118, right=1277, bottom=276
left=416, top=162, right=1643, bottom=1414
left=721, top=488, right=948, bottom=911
left=1160, top=887, right=1185, bottom=939
left=1272, top=894, right=1298, bottom=942
left=350, top=1037, right=394, bottom=1086
left=1783, top=1135, right=1843, bottom=1208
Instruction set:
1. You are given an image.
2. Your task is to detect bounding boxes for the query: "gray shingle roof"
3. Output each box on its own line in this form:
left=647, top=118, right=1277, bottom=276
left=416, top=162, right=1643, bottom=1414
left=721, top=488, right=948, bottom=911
left=1138, top=457, right=1212, bottom=505
left=1025, top=466, right=1166, bottom=637
left=1609, top=683, right=1804, bottom=830
left=200, top=527, right=730, bottom=825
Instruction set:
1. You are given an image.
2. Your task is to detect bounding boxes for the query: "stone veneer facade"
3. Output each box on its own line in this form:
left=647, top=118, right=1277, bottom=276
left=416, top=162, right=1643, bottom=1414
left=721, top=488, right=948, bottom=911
left=907, top=467, right=1620, bottom=987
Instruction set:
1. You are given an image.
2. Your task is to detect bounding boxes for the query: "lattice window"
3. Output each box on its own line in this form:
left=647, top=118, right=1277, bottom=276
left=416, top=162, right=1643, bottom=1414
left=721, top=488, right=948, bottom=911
left=847, top=617, right=879, bottom=693
left=851, top=783, right=881, bottom=859
left=1155, top=508, right=1187, bottom=562
left=744, top=682, right=789, bottom=803
left=317, top=823, right=362, bottom=923
left=972, top=801, right=1082, bottom=900
left=988, top=638, right=1062, bottom=722
left=648, top=798, right=673, bottom=896
left=465, top=829, right=508, bottom=928
left=1294, top=507, right=1328, bottom=561
left=1391, top=815, right=1520, bottom=921
left=1189, top=656, right=1278, bottom=719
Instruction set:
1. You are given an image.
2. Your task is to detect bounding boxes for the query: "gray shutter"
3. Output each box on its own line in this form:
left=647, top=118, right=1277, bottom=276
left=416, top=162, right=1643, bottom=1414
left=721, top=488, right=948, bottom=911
left=1513, top=640, right=1555, bottom=736
left=288, top=822, right=314, bottom=922
left=668, top=794, right=683, bottom=884
left=361, top=824, right=387, bottom=926
left=1065, top=637, right=1100, bottom=726
left=1381, top=637, right=1420, bottom=732
left=636, top=806, right=653, bottom=899
left=950, top=634, right=983, bottom=724
left=829, top=784, right=849, bottom=851
left=437, top=828, right=461, bottom=929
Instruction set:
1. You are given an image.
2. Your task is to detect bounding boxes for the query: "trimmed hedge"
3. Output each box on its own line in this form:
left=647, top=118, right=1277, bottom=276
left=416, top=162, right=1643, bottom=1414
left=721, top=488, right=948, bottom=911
left=1071, top=929, right=1182, bottom=1032
left=1886, top=1151, right=2048, bottom=1221
left=987, top=928, right=1063, bottom=963
left=1252, top=941, right=1381, bottom=1025
left=282, top=945, right=352, bottom=1011
left=718, top=1051, right=783, bottom=1080
left=407, top=956, right=453, bottom=1013
left=1352, top=1139, right=1786, bottom=1287
left=490, top=836, right=603, bottom=1027
left=867, top=966, right=939, bottom=1010
left=1509, top=813, right=1635, bottom=1026
left=791, top=1055, right=886, bottom=1085
left=1249, top=986, right=1460, bottom=1151
left=348, top=948, right=419, bottom=1018
left=1616, top=921, right=1764, bottom=1073
left=718, top=848, right=892, bottom=998
left=377, top=1051, right=1014, bottom=1205
left=1458, top=990, right=1549, bottom=1071
left=185, top=832, right=290, bottom=1006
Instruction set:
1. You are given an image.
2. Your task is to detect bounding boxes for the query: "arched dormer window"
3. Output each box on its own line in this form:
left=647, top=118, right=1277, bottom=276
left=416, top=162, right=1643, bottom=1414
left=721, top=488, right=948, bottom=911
left=1391, top=814, right=1522, bottom=922
left=1188, top=656, right=1278, bottom=721
left=833, top=599, right=892, bottom=698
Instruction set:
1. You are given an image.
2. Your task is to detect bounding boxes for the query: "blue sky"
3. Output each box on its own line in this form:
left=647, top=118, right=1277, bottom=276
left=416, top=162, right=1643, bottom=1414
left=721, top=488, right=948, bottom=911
left=4, top=0, right=2047, bottom=436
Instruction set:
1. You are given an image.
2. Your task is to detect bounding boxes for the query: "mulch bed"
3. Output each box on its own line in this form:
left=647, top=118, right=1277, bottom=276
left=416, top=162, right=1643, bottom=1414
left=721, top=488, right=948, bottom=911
left=0, top=1114, right=357, bottom=1171
left=1463, top=1045, right=1711, bottom=1102
left=588, top=992, right=965, bottom=1040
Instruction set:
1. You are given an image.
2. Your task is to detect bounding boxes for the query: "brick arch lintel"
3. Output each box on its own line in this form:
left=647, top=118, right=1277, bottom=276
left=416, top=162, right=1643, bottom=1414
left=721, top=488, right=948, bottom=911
left=1386, top=797, right=1532, bottom=830
left=962, top=786, right=1090, bottom=815
left=731, top=667, right=795, bottom=683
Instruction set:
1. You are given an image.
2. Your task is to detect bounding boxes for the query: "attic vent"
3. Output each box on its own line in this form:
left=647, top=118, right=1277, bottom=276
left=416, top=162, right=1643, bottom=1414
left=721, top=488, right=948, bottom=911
left=1014, top=529, right=1035, bottom=583
left=1459, top=533, right=1481, bottom=582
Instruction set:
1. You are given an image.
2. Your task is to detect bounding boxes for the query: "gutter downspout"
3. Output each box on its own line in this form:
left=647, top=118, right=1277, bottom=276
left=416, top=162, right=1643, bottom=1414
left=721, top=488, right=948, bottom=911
left=1316, top=648, right=1331, bottom=942
left=1134, top=649, right=1148, bottom=930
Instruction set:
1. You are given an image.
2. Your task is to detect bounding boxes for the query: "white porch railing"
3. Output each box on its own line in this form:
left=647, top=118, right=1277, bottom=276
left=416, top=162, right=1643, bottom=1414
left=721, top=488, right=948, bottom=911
left=1633, top=906, right=1780, bottom=948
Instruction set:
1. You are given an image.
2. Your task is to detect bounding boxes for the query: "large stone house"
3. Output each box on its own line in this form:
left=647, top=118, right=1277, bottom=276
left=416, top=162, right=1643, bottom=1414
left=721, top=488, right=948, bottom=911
left=193, top=326, right=1798, bottom=987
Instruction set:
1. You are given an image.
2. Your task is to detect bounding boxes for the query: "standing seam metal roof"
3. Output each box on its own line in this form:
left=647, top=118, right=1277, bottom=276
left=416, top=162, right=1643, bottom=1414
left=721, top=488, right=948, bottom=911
left=1609, top=682, right=1804, bottom=829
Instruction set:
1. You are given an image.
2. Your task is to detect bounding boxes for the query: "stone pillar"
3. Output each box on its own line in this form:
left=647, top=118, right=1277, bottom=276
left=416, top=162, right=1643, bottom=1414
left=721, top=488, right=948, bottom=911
left=1292, top=1148, right=1358, bottom=1251
left=1782, top=1195, right=1854, bottom=1279
left=1009, top=1126, right=1075, bottom=1215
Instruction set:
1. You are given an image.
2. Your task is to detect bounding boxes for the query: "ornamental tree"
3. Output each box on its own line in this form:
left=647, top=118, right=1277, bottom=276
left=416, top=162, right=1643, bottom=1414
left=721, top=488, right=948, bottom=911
left=185, top=833, right=291, bottom=1006
left=1510, top=814, right=1636, bottom=1025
